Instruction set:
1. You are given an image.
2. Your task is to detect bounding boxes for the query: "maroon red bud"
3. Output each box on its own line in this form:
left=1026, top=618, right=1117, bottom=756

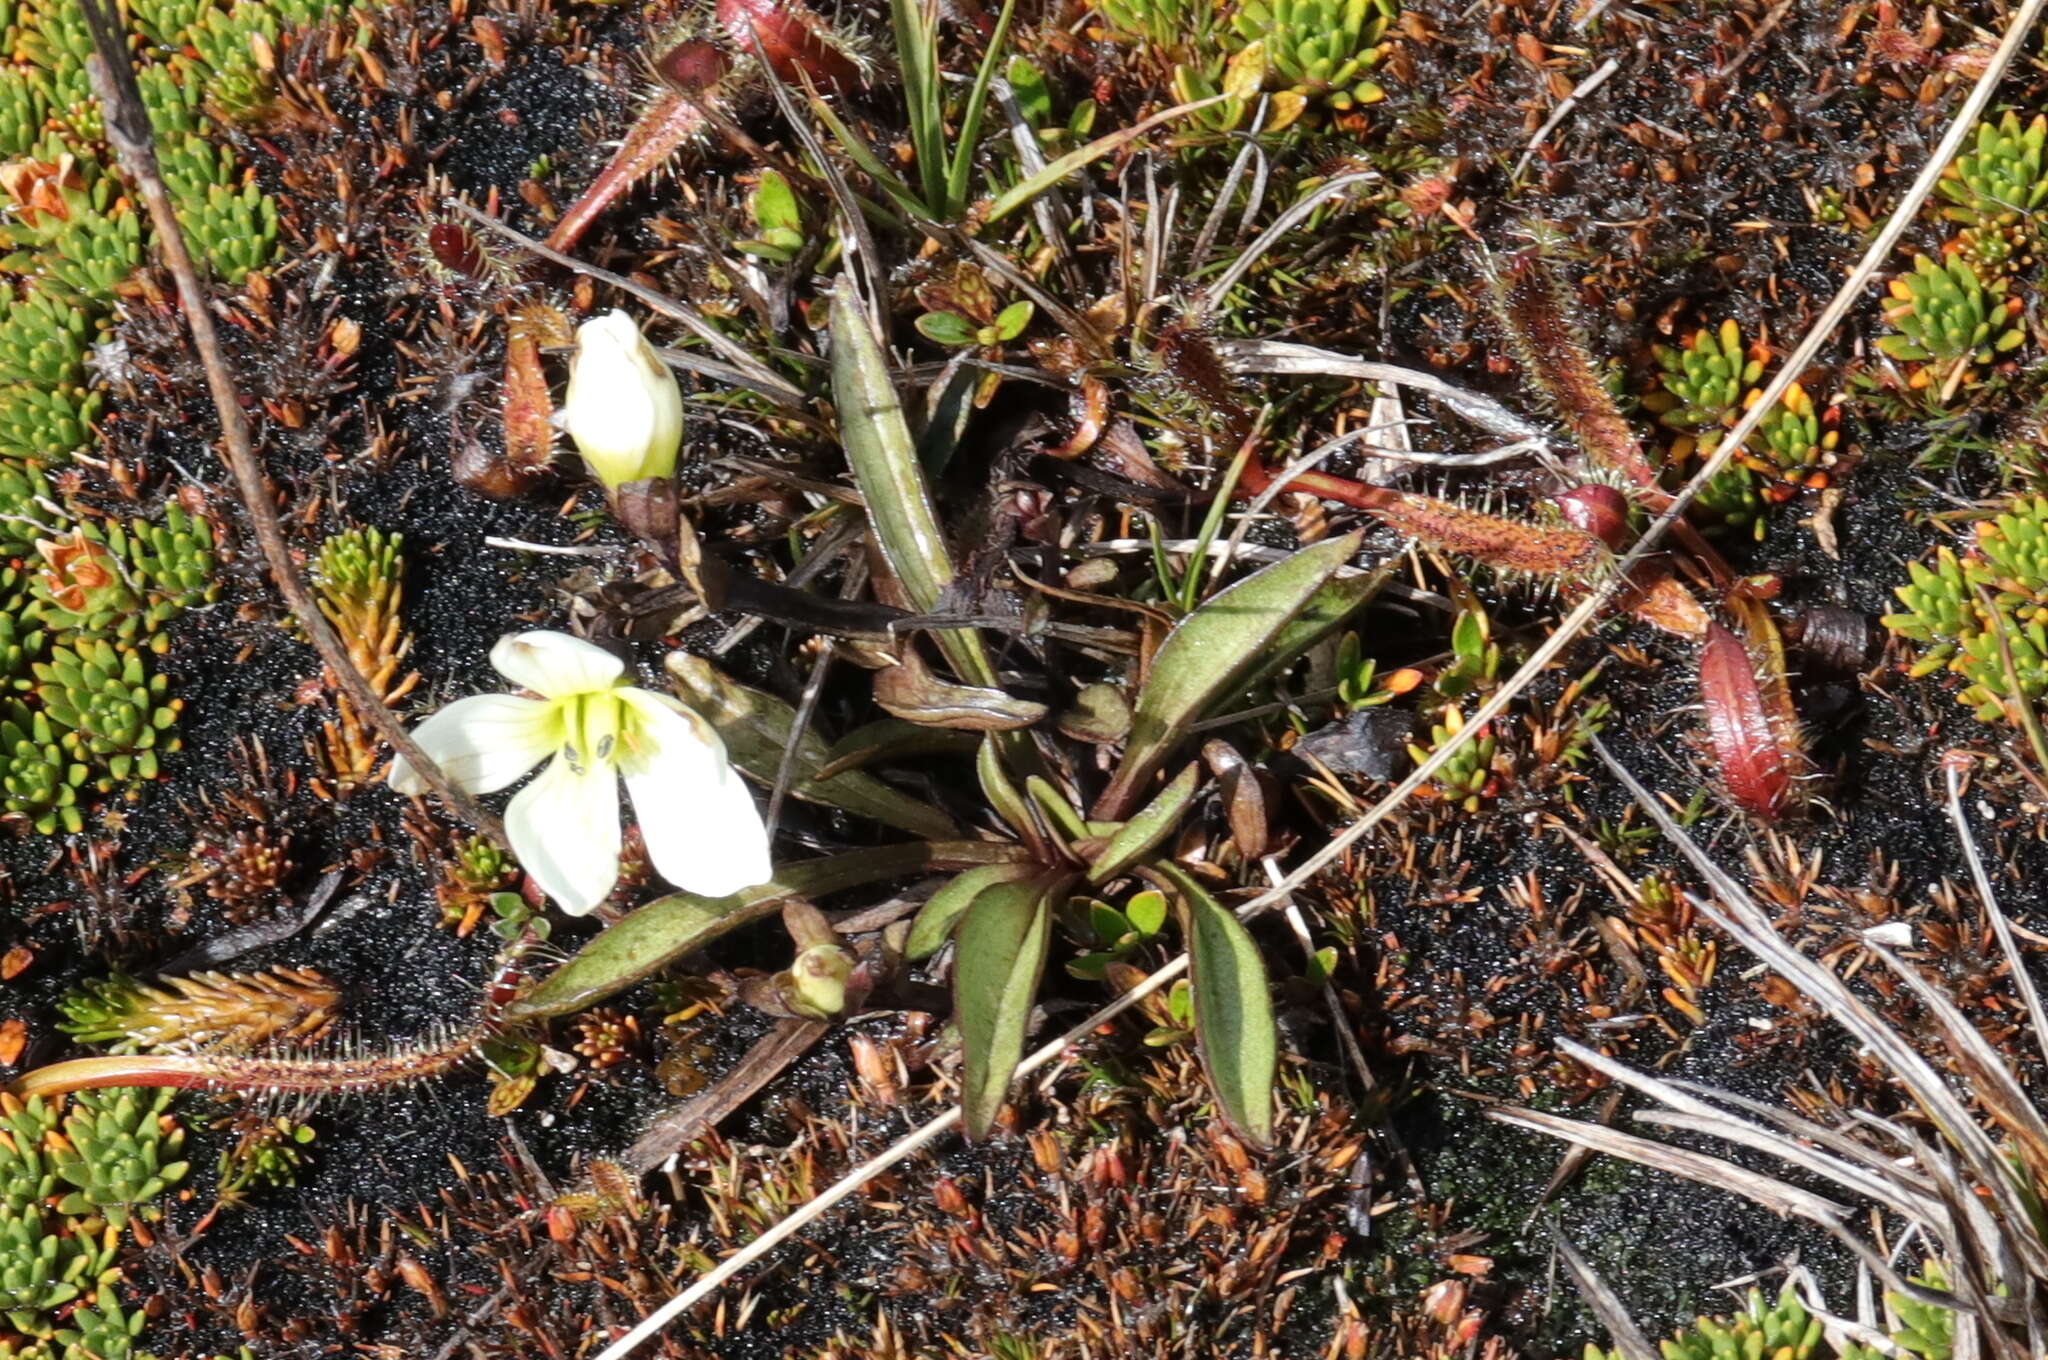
left=656, top=40, right=732, bottom=93
left=1550, top=483, right=1631, bottom=551
left=426, top=222, right=488, bottom=281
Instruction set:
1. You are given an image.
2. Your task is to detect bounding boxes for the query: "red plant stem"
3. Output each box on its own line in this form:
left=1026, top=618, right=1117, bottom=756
left=16, top=1054, right=221, bottom=1098
left=1235, top=453, right=1392, bottom=512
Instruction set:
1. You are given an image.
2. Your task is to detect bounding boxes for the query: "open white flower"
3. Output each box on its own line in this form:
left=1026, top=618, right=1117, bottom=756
left=560, top=309, right=683, bottom=492
left=390, top=631, right=771, bottom=915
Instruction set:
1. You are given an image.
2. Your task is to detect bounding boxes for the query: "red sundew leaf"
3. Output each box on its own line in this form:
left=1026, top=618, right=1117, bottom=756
left=544, top=92, right=710, bottom=253
left=718, top=0, right=861, bottom=93
left=1699, top=621, right=1792, bottom=819
left=1495, top=251, right=1658, bottom=492
left=426, top=222, right=488, bottom=281
left=500, top=329, right=556, bottom=476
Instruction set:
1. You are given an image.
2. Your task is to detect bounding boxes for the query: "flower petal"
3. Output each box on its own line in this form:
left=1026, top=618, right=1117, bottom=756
left=389, top=693, right=555, bottom=796
left=490, top=631, right=626, bottom=700
left=617, top=689, right=772, bottom=898
left=505, top=752, right=622, bottom=916
left=562, top=311, right=683, bottom=490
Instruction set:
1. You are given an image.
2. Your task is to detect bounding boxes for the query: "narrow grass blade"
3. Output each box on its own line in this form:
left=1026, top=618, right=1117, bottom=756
left=1490, top=1106, right=1853, bottom=1224
left=669, top=654, right=958, bottom=840
left=829, top=276, right=997, bottom=686
left=1590, top=736, right=2027, bottom=1228
left=805, top=94, right=928, bottom=221
left=944, top=0, right=1018, bottom=218
left=1556, top=1037, right=1935, bottom=1219
left=891, top=0, right=945, bottom=212
left=1086, top=762, right=1200, bottom=886
left=1161, top=863, right=1276, bottom=1147
left=906, top=862, right=1035, bottom=960
left=511, top=841, right=1034, bottom=1019
left=1095, top=532, right=1359, bottom=819
left=986, top=95, right=1225, bottom=225
left=956, top=873, right=1058, bottom=1137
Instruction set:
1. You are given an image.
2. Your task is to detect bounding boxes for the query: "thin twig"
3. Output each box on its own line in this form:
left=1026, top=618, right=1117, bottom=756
left=765, top=640, right=833, bottom=841
left=1187, top=104, right=1267, bottom=280
left=448, top=199, right=808, bottom=407
left=1513, top=54, right=1625, bottom=180
left=1197, top=171, right=1381, bottom=308
left=1231, top=0, right=2048, bottom=928
left=1942, top=754, right=2048, bottom=1076
left=80, top=3, right=506, bottom=848
left=590, top=950, right=1194, bottom=1360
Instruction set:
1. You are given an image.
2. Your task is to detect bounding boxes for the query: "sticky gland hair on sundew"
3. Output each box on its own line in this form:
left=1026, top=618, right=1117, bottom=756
left=545, top=0, right=864, bottom=253
left=1217, top=246, right=1810, bottom=820
left=11, top=955, right=528, bottom=1101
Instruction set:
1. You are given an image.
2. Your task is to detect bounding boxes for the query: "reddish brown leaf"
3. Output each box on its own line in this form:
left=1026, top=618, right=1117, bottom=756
left=718, top=0, right=861, bottom=92
left=1699, top=621, right=1795, bottom=819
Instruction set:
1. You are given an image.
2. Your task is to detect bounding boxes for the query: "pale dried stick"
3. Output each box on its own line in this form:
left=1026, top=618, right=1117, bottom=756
left=1233, top=0, right=2048, bottom=927
left=80, top=0, right=505, bottom=846
left=590, top=955, right=1191, bottom=1360
left=594, top=5, right=2048, bottom=1355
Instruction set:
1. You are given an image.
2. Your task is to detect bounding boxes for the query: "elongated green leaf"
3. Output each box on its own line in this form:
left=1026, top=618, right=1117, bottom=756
left=815, top=719, right=977, bottom=780
left=1159, top=863, right=1276, bottom=1147
left=977, top=735, right=1033, bottom=839
left=1025, top=776, right=1087, bottom=841
left=1086, top=762, right=1200, bottom=885
left=829, top=278, right=997, bottom=687
left=891, top=0, right=945, bottom=212
left=510, top=841, right=1034, bottom=1020
left=956, top=873, right=1059, bottom=1137
left=805, top=94, right=928, bottom=222
left=985, top=95, right=1226, bottom=224
left=906, top=862, right=1036, bottom=960
left=943, top=0, right=1020, bottom=218
left=1095, top=533, right=1361, bottom=818
left=668, top=654, right=958, bottom=841
left=1230, top=561, right=1392, bottom=699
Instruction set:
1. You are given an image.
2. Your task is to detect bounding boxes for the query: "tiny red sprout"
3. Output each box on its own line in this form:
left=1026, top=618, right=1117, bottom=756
left=717, top=0, right=860, bottom=92
left=1698, top=621, right=1793, bottom=820
left=656, top=40, right=731, bottom=94
left=1549, top=483, right=1631, bottom=551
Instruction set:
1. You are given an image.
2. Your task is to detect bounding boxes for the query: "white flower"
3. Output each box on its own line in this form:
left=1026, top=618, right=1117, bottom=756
left=560, top=310, right=683, bottom=491
left=390, top=631, right=771, bottom=915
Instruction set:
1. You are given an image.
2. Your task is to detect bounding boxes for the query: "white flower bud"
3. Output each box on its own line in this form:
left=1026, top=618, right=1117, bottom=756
left=560, top=310, right=683, bottom=491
